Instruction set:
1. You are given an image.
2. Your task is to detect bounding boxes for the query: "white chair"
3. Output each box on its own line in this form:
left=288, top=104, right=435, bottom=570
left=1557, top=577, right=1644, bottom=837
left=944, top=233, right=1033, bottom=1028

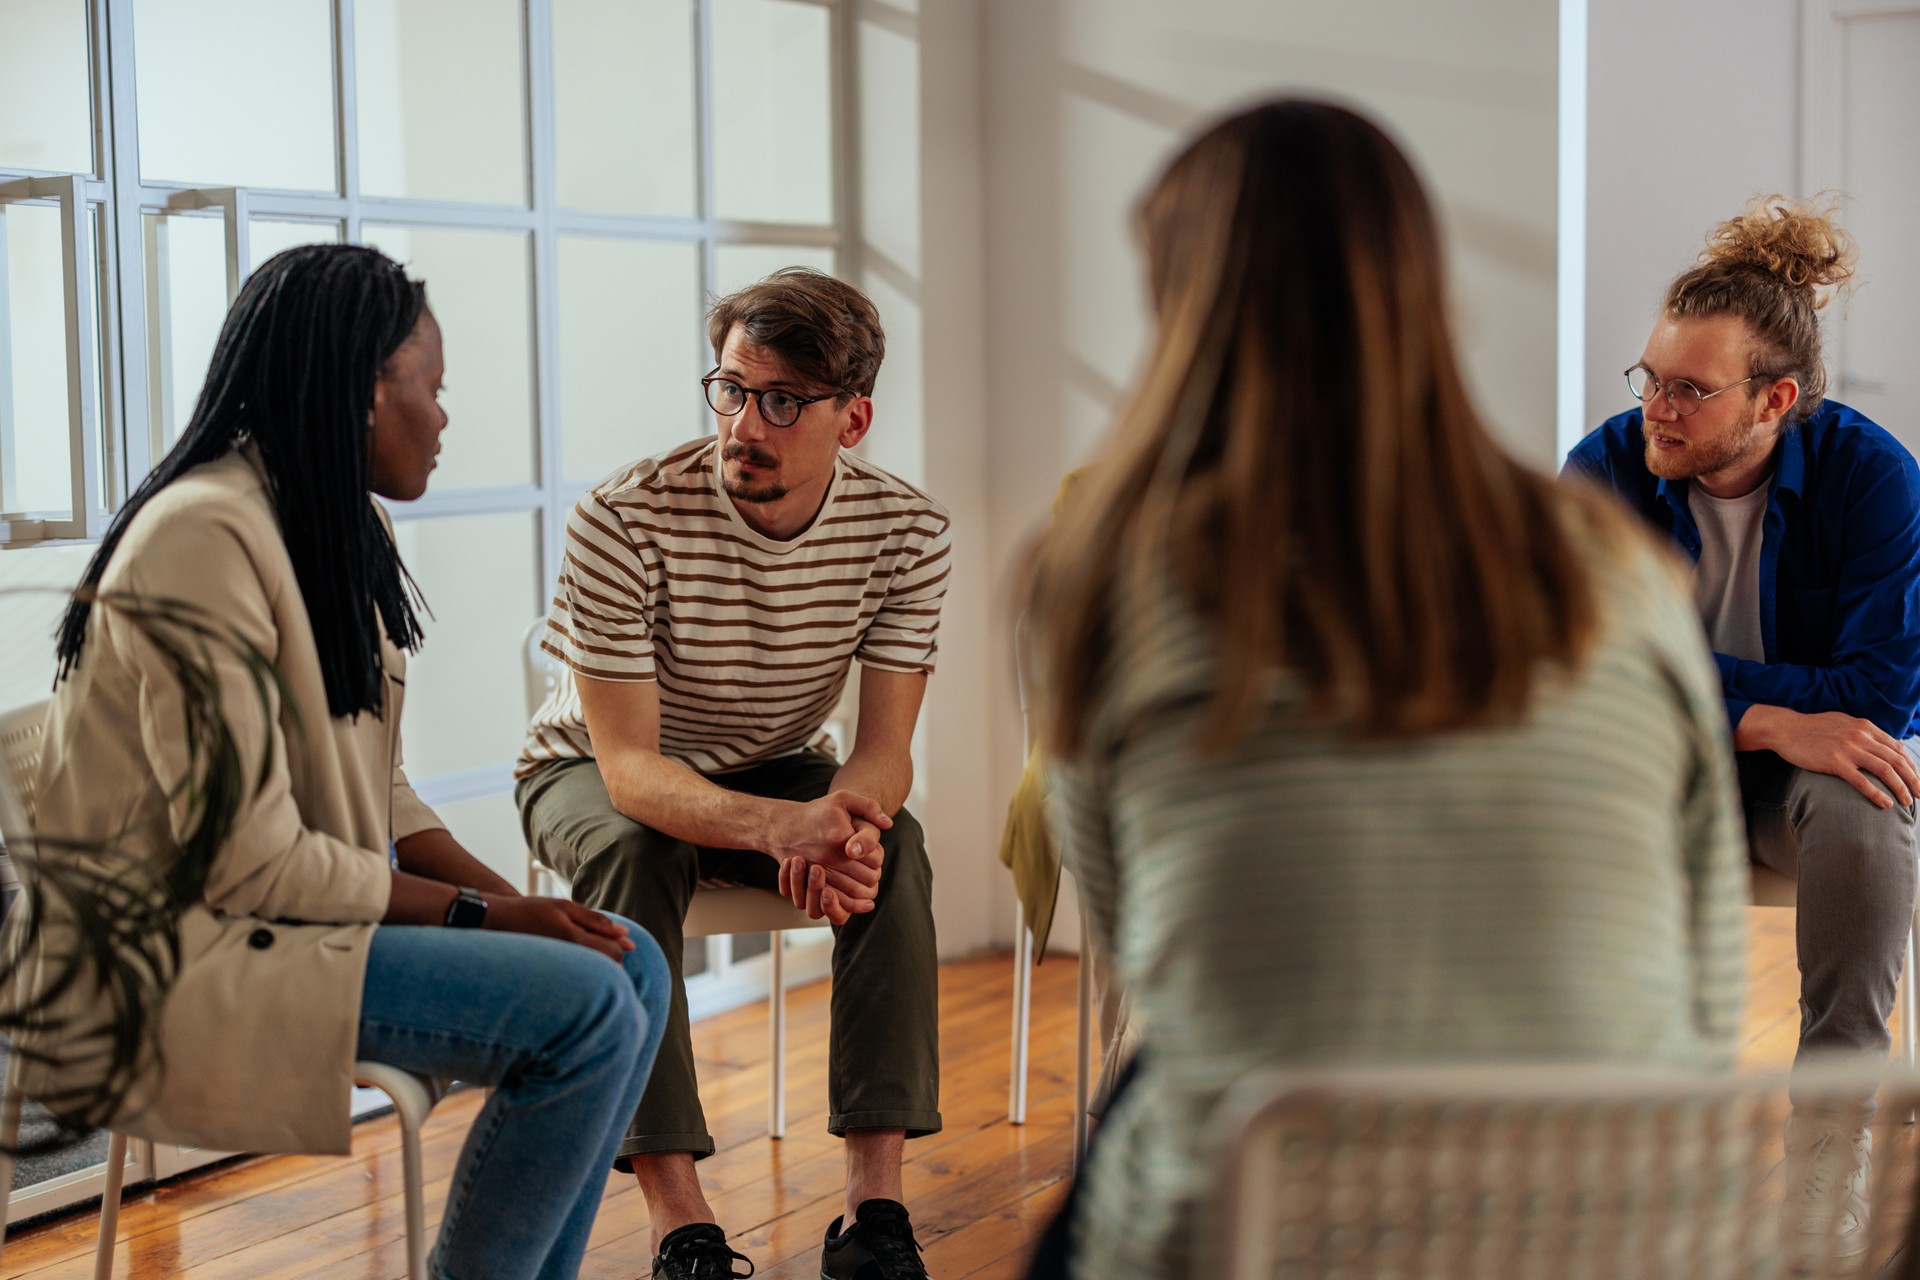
left=1205, top=1062, right=1920, bottom=1280
left=1006, top=610, right=1099, bottom=1172
left=1750, top=864, right=1919, bottom=1069
left=0, top=698, right=446, bottom=1280
left=520, top=619, right=830, bottom=1137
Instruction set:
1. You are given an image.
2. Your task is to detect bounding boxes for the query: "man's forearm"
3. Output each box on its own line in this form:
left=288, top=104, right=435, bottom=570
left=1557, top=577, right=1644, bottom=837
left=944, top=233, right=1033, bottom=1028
left=831, top=749, right=913, bottom=817
left=600, top=746, right=785, bottom=855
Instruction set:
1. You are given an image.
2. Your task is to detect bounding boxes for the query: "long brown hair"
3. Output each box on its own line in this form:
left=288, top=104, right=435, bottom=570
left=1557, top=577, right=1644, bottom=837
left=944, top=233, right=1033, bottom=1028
left=1664, top=196, right=1855, bottom=425
left=1030, top=99, right=1617, bottom=754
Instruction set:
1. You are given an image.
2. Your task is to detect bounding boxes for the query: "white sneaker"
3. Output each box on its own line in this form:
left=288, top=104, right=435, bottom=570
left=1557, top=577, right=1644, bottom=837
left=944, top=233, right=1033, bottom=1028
left=1779, top=1114, right=1872, bottom=1270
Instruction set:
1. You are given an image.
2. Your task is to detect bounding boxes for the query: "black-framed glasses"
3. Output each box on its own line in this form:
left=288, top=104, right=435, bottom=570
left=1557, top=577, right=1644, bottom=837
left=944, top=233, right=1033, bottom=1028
left=1624, top=364, right=1772, bottom=417
left=701, top=369, right=844, bottom=429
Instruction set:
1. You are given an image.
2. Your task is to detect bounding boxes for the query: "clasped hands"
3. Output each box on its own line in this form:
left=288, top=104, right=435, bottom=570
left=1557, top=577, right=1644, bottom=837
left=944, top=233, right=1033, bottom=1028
left=769, top=789, right=893, bottom=925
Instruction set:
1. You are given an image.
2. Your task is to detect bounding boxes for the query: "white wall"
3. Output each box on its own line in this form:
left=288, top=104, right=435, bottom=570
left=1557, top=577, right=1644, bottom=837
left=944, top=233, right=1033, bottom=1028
left=1583, top=0, right=1802, bottom=433
left=973, top=0, right=1563, bottom=950
left=850, top=0, right=999, bottom=959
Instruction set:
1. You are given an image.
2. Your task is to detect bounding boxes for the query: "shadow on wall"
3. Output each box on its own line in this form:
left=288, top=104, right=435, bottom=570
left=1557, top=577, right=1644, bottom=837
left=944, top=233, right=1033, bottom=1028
left=976, top=0, right=1562, bottom=946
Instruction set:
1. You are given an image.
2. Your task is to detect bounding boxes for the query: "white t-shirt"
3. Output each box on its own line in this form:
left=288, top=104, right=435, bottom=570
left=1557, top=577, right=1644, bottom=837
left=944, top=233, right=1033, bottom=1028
left=1689, top=482, right=1769, bottom=664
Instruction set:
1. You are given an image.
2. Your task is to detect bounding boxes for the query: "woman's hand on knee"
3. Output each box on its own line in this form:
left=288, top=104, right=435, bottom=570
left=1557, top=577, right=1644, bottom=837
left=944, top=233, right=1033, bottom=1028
left=488, top=896, right=637, bottom=963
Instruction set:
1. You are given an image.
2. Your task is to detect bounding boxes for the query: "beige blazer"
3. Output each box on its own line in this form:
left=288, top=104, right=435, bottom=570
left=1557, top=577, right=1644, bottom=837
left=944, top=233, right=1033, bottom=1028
left=10, top=449, right=442, bottom=1154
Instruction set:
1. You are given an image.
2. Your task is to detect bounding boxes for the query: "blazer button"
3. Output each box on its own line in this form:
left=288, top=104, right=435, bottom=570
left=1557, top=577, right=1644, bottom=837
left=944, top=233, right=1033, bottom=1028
left=248, top=928, right=274, bottom=950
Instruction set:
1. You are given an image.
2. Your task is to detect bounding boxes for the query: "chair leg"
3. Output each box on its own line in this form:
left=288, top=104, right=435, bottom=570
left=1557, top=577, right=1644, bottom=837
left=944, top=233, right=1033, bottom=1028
left=0, top=1056, right=23, bottom=1265
left=91, top=1131, right=128, bottom=1280
left=1073, top=942, right=1093, bottom=1174
left=400, top=1110, right=427, bottom=1280
left=1011, top=903, right=1032, bottom=1126
left=770, top=933, right=787, bottom=1140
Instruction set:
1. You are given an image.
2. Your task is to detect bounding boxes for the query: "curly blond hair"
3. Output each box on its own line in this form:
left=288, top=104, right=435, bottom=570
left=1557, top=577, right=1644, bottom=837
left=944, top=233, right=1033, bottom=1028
left=1665, top=196, right=1857, bottom=422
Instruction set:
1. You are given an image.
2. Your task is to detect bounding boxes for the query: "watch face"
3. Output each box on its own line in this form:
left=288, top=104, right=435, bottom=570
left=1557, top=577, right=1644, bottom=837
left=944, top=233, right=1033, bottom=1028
left=447, top=889, right=488, bottom=929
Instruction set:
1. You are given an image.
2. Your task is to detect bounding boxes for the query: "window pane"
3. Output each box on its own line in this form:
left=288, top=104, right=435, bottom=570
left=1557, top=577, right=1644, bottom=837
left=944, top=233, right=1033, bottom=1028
left=0, top=0, right=94, bottom=174
left=142, top=212, right=229, bottom=451
left=559, top=237, right=703, bottom=483
left=364, top=226, right=534, bottom=490
left=356, top=0, right=528, bottom=205
left=1, top=202, right=98, bottom=516
left=248, top=219, right=342, bottom=273
left=553, top=0, right=697, bottom=217
left=711, top=0, right=835, bottom=225
left=390, top=512, right=538, bottom=778
left=713, top=244, right=835, bottom=297
left=134, top=0, right=337, bottom=190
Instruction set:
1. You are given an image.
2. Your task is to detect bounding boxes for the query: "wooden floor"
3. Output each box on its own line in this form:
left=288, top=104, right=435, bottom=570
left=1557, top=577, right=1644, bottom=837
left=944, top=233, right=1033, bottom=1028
left=0, top=909, right=1811, bottom=1279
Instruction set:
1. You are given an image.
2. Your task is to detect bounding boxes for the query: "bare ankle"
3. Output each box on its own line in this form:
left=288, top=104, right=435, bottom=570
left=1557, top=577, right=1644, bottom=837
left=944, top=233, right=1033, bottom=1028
left=843, top=1128, right=907, bottom=1227
left=633, top=1151, right=717, bottom=1252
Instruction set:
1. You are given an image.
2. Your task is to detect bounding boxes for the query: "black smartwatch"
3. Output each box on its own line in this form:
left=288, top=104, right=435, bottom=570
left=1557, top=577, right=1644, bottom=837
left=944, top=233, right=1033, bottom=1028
left=444, top=886, right=489, bottom=929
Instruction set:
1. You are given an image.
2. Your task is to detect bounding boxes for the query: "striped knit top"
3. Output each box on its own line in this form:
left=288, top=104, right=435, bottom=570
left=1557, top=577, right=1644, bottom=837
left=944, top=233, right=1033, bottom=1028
left=517, top=437, right=951, bottom=777
left=1054, top=512, right=1749, bottom=1280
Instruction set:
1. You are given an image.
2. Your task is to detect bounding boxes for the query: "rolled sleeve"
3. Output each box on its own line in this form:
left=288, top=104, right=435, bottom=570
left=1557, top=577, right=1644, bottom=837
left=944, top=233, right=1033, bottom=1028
left=857, top=519, right=951, bottom=675
left=549, top=493, right=657, bottom=683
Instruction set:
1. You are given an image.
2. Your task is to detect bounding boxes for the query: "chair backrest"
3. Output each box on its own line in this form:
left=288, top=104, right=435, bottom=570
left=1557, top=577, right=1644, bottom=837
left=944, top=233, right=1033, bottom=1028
left=0, top=700, right=49, bottom=842
left=522, top=618, right=559, bottom=720
left=1204, top=1063, right=1920, bottom=1280
left=0, top=700, right=50, bottom=900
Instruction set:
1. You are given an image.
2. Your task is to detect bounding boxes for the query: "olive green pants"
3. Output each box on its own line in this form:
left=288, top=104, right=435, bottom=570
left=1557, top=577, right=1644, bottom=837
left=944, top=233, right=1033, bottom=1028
left=515, top=752, right=941, bottom=1165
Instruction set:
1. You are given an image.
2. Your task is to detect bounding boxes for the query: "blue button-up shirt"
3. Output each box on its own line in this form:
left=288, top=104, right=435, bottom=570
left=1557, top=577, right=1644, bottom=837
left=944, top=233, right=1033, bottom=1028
left=1564, top=400, right=1920, bottom=739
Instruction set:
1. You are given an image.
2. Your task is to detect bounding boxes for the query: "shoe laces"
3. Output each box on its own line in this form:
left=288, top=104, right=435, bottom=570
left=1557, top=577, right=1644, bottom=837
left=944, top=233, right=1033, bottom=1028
left=852, top=1203, right=928, bottom=1278
left=1794, top=1127, right=1868, bottom=1206
left=658, top=1229, right=755, bottom=1279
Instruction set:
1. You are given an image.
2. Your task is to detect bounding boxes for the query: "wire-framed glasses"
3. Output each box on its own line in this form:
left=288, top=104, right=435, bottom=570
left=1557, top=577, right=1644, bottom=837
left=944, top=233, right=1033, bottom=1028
left=1624, top=364, right=1771, bottom=417
left=701, top=369, right=844, bottom=429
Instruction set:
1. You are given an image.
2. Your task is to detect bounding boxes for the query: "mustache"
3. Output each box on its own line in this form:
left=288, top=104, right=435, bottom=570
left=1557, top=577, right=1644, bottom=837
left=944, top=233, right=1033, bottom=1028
left=724, top=443, right=778, bottom=469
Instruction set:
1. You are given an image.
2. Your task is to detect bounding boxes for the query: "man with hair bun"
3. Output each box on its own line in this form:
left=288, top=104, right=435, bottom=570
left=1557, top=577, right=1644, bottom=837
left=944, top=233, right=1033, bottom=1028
left=516, top=268, right=950, bottom=1279
left=1568, top=199, right=1920, bottom=1264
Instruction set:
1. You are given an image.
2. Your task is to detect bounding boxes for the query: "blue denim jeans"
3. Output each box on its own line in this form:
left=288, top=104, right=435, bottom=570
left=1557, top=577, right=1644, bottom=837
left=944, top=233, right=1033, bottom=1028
left=357, top=914, right=669, bottom=1280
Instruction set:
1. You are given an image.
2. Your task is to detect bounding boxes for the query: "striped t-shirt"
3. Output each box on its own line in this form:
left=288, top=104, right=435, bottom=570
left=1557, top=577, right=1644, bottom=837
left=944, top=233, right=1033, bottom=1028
left=516, top=437, right=951, bottom=777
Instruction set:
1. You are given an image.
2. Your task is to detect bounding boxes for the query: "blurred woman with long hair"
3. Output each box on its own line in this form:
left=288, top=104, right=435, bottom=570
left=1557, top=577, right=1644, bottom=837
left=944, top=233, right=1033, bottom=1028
left=1026, top=100, right=1747, bottom=1279
left=8, top=244, right=669, bottom=1280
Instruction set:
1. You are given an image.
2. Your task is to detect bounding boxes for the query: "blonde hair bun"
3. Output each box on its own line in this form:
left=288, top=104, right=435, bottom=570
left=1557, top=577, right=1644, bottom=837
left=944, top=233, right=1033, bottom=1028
left=1701, top=196, right=1857, bottom=306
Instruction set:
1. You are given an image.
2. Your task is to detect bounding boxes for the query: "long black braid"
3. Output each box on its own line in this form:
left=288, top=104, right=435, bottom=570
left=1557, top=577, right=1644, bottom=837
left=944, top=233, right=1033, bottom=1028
left=55, top=244, right=429, bottom=719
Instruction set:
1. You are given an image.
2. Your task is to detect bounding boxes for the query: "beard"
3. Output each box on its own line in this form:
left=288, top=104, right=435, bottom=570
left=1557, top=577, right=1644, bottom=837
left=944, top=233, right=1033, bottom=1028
left=722, top=443, right=788, bottom=504
left=1642, top=401, right=1770, bottom=481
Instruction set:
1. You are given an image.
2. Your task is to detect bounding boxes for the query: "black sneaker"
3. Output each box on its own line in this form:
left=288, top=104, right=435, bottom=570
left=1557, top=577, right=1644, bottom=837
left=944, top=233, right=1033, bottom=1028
left=820, top=1199, right=932, bottom=1279
left=651, top=1222, right=755, bottom=1279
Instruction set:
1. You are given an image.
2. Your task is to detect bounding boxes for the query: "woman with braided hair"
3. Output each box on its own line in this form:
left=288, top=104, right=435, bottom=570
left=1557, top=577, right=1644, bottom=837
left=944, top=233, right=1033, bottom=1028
left=9, top=243, right=670, bottom=1280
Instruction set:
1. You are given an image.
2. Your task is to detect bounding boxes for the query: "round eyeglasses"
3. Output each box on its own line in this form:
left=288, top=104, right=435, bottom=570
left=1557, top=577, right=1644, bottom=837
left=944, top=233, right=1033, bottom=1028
left=1625, top=364, right=1772, bottom=417
left=701, top=369, right=844, bottom=429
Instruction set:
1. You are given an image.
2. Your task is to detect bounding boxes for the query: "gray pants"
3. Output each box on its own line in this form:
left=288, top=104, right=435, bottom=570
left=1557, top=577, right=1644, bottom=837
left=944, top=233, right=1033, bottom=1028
left=515, top=752, right=941, bottom=1166
left=1741, top=748, right=1920, bottom=1068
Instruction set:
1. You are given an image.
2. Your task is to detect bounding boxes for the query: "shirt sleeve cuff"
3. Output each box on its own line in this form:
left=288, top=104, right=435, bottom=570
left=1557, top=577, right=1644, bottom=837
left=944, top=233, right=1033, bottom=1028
left=392, top=778, right=447, bottom=842
left=1724, top=697, right=1754, bottom=736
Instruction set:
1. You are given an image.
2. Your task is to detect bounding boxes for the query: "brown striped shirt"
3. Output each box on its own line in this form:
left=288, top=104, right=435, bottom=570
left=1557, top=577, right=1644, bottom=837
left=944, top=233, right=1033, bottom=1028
left=516, top=437, right=952, bottom=777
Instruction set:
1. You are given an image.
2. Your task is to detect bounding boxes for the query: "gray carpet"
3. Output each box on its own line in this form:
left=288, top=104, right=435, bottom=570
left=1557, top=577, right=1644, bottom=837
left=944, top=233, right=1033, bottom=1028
left=1, top=1039, right=117, bottom=1191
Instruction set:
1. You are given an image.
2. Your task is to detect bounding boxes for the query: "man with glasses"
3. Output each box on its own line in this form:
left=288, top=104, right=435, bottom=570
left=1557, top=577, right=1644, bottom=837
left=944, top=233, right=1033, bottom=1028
left=1566, top=202, right=1920, bottom=1265
left=516, top=268, right=949, bottom=1280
